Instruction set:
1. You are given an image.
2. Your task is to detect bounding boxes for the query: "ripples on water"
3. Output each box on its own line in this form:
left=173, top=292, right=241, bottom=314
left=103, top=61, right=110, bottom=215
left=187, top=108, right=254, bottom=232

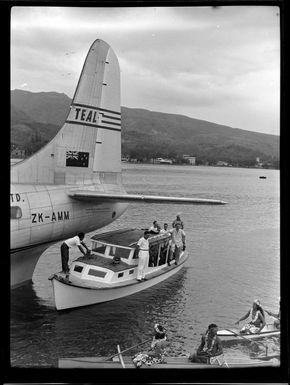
left=10, top=165, right=280, bottom=367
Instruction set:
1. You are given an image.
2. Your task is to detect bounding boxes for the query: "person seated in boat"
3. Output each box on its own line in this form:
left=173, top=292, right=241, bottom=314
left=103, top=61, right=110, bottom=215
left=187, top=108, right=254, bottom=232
left=150, top=323, right=168, bottom=356
left=188, top=323, right=223, bottom=364
left=160, top=223, right=170, bottom=234
left=135, top=231, right=150, bottom=281
left=149, top=220, right=160, bottom=234
left=60, top=232, right=91, bottom=277
left=172, top=213, right=184, bottom=229
left=168, top=222, right=186, bottom=265
left=132, top=323, right=168, bottom=367
left=265, top=298, right=280, bottom=329
left=235, top=299, right=266, bottom=334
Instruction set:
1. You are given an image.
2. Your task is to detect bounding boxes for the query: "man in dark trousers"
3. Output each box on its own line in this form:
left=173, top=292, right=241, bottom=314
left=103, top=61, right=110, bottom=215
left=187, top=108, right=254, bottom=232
left=61, top=232, right=90, bottom=276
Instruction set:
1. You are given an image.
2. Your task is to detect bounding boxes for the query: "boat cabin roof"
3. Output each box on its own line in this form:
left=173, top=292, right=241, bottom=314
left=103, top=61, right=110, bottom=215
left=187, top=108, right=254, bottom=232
left=75, top=255, right=137, bottom=272
left=91, top=228, right=168, bottom=247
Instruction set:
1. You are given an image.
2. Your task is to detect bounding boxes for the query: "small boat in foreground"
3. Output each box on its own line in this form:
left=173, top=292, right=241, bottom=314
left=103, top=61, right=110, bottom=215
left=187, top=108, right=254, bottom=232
left=49, top=228, right=188, bottom=310
left=217, top=324, right=280, bottom=341
left=58, top=354, right=280, bottom=369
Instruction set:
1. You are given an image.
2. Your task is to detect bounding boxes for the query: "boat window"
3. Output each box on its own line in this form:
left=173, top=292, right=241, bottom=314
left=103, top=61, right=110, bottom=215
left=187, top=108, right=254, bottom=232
left=88, top=269, right=107, bottom=278
left=110, top=247, right=131, bottom=260
left=11, top=206, right=22, bottom=219
left=129, top=269, right=134, bottom=275
left=118, top=272, right=124, bottom=278
left=74, top=265, right=83, bottom=273
left=91, top=241, right=106, bottom=254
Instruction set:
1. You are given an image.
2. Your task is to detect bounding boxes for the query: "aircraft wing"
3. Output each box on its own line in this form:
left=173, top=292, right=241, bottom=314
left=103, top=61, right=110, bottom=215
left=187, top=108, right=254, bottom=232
left=68, top=190, right=227, bottom=205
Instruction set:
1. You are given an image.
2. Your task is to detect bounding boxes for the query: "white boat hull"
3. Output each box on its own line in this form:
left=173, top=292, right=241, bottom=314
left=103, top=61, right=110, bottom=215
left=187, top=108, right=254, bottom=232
left=218, top=324, right=280, bottom=341
left=51, top=258, right=187, bottom=310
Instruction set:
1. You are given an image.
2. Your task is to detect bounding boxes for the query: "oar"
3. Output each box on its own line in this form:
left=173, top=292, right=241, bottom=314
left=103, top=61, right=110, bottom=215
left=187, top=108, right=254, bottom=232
left=104, top=338, right=152, bottom=361
left=224, top=328, right=268, bottom=355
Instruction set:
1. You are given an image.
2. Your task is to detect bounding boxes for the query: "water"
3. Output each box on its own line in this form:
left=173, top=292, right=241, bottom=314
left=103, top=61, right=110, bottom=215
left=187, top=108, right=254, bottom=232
left=10, top=164, right=280, bottom=367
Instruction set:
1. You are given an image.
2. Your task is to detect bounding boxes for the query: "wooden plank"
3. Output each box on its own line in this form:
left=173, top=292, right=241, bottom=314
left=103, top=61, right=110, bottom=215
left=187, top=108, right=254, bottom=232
left=117, top=344, right=126, bottom=368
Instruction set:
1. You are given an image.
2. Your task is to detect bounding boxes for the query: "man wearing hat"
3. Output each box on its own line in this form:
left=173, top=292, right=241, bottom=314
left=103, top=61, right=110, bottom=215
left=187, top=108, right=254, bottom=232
left=172, top=213, right=184, bottom=229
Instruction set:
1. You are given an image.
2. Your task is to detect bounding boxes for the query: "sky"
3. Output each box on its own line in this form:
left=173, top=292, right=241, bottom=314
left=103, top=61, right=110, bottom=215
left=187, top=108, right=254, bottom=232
left=11, top=6, right=280, bottom=135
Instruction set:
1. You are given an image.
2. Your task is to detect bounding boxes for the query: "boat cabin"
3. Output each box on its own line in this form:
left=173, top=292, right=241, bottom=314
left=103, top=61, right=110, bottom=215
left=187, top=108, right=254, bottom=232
left=68, top=229, right=173, bottom=287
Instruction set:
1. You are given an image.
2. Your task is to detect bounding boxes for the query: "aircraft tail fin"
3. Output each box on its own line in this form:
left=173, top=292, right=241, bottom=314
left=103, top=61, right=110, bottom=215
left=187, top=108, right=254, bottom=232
left=11, top=39, right=122, bottom=185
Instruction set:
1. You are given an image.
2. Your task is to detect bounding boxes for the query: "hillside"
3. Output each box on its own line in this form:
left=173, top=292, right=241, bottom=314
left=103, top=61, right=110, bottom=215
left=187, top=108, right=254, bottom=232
left=11, top=90, right=279, bottom=166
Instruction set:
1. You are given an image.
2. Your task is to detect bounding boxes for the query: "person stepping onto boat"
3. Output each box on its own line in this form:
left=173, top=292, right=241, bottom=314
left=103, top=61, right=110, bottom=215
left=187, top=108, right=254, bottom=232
left=135, top=231, right=150, bottom=281
left=235, top=299, right=266, bottom=334
left=172, top=213, right=184, bottom=229
left=169, top=221, right=186, bottom=265
left=60, top=232, right=91, bottom=278
left=265, top=297, right=280, bottom=329
left=188, top=323, right=224, bottom=365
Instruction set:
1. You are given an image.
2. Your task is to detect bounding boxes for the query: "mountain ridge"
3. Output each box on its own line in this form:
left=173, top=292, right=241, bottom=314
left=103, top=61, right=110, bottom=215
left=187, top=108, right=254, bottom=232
left=11, top=89, right=279, bottom=166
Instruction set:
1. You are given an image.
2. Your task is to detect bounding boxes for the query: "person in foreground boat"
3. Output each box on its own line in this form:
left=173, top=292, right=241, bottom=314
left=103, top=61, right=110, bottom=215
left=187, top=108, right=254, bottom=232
left=265, top=298, right=280, bottom=329
left=188, top=323, right=224, bottom=365
left=135, top=230, right=150, bottom=281
left=133, top=323, right=168, bottom=367
left=60, top=232, right=91, bottom=277
left=235, top=299, right=266, bottom=334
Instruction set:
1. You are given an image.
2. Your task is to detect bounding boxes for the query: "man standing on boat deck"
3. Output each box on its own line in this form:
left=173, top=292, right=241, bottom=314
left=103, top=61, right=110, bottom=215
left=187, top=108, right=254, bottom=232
left=149, top=220, right=160, bottom=234
left=172, top=213, right=184, bottom=229
left=169, top=222, right=186, bottom=265
left=61, top=232, right=90, bottom=276
left=136, top=231, right=150, bottom=281
left=160, top=223, right=169, bottom=234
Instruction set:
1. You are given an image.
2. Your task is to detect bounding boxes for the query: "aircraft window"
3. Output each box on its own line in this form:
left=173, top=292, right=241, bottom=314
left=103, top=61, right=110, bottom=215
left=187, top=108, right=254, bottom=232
left=74, top=265, right=83, bottom=273
left=88, top=268, right=107, bottom=278
left=11, top=206, right=22, bottom=219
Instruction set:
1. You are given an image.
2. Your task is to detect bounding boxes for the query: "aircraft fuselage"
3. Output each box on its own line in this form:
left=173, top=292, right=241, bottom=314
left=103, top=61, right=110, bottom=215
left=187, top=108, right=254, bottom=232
left=10, top=183, right=128, bottom=287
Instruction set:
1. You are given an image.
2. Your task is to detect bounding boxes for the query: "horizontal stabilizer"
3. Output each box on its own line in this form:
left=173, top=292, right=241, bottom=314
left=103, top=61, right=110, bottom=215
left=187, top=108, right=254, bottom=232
left=68, top=190, right=227, bottom=205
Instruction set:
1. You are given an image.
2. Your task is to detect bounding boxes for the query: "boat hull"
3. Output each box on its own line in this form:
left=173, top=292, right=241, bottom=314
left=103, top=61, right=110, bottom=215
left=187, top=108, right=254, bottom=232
left=58, top=355, right=280, bottom=369
left=51, top=257, right=187, bottom=310
left=218, top=324, right=280, bottom=341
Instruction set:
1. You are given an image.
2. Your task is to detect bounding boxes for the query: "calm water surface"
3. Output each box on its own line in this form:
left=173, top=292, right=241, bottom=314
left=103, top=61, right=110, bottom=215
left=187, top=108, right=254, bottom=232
left=10, top=165, right=280, bottom=367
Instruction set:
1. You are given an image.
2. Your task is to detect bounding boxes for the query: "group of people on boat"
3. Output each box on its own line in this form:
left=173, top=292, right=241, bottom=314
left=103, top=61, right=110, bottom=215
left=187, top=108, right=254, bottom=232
left=135, top=214, right=186, bottom=281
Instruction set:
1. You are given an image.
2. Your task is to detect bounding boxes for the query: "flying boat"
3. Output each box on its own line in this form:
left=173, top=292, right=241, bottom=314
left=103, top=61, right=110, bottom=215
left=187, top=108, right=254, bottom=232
left=11, top=39, right=226, bottom=289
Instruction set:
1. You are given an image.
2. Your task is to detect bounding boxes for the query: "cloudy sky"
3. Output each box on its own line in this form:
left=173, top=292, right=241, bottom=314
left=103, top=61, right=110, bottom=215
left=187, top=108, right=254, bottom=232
left=11, top=6, right=280, bottom=135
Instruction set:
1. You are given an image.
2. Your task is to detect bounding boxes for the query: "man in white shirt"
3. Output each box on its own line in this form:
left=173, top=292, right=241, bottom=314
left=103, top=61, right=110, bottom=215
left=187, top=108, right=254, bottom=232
left=61, top=232, right=90, bottom=275
left=160, top=223, right=169, bottom=234
left=149, top=220, right=160, bottom=234
left=135, top=231, right=150, bottom=281
left=170, top=222, right=186, bottom=265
